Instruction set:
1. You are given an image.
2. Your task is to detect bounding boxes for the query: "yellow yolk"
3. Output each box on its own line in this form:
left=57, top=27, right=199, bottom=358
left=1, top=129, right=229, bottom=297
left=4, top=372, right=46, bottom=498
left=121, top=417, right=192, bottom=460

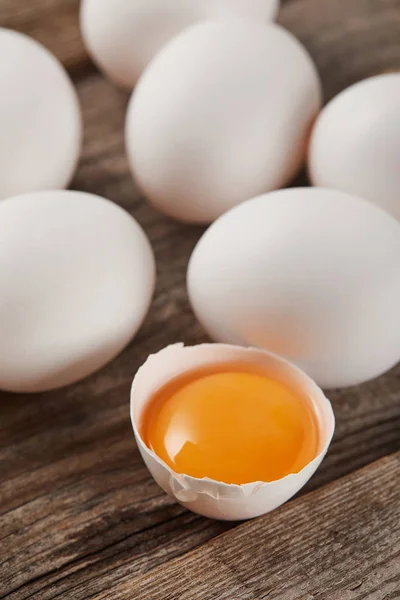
left=141, top=368, right=319, bottom=485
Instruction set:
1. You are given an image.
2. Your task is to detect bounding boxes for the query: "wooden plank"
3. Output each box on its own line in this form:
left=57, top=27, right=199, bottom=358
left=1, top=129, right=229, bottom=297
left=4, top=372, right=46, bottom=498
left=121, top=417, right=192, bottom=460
left=279, top=0, right=400, bottom=101
left=119, top=452, right=400, bottom=600
left=0, top=0, right=88, bottom=71
left=1, top=0, right=400, bottom=598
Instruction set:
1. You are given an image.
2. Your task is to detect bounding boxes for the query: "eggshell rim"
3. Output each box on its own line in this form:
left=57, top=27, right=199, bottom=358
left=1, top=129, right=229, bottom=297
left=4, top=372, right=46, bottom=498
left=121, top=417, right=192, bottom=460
left=130, top=343, right=335, bottom=496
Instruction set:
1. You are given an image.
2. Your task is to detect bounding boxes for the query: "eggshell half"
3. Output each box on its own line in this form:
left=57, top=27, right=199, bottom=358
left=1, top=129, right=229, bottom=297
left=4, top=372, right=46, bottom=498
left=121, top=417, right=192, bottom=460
left=309, top=73, right=400, bottom=222
left=131, top=343, right=335, bottom=521
left=187, top=188, right=400, bottom=388
left=126, top=20, right=321, bottom=223
left=81, top=0, right=279, bottom=88
left=0, top=190, right=155, bottom=393
left=0, top=28, right=82, bottom=201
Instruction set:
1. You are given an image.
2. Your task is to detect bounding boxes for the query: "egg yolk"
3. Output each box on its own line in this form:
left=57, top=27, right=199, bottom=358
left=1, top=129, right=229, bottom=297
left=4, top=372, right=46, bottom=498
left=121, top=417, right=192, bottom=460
left=141, top=369, right=319, bottom=485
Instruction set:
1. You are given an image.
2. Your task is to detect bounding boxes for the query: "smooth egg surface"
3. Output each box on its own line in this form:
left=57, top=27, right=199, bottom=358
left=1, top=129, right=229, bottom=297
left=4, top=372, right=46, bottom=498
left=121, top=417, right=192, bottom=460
left=309, top=73, right=400, bottom=222
left=0, top=190, right=155, bottom=393
left=126, top=20, right=321, bottom=223
left=0, top=28, right=81, bottom=201
left=187, top=188, right=400, bottom=388
left=141, top=366, right=319, bottom=484
left=81, top=0, right=279, bottom=88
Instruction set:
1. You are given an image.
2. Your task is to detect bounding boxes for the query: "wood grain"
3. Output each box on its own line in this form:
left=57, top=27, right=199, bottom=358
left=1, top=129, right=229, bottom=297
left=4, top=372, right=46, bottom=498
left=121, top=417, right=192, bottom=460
left=279, top=0, right=400, bottom=101
left=1, top=0, right=400, bottom=599
left=117, top=452, right=400, bottom=600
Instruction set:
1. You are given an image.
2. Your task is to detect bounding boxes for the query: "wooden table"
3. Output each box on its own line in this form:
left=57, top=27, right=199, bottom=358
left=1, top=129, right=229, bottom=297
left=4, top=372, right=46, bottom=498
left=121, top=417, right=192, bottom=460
left=1, top=1, right=399, bottom=598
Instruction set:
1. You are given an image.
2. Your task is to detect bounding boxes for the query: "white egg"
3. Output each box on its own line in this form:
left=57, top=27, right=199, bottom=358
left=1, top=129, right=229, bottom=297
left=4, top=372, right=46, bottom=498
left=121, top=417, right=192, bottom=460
left=187, top=188, right=400, bottom=389
left=131, top=343, right=335, bottom=520
left=80, top=0, right=279, bottom=88
left=126, top=20, right=321, bottom=224
left=0, top=28, right=82, bottom=202
left=0, top=191, right=155, bottom=393
left=309, top=74, right=400, bottom=222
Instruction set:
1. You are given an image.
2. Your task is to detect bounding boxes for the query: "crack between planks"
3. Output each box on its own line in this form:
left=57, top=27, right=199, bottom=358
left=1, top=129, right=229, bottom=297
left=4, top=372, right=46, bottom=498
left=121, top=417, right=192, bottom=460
left=2, top=512, right=189, bottom=600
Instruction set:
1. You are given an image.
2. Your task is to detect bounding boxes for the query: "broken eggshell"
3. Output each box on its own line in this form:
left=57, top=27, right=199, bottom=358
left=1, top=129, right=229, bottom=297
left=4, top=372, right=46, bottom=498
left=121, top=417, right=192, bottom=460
left=130, top=343, right=335, bottom=520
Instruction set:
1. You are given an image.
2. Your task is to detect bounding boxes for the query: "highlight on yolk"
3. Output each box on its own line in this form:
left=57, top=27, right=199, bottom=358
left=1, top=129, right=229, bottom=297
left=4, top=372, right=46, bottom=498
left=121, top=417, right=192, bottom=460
left=141, top=367, right=319, bottom=485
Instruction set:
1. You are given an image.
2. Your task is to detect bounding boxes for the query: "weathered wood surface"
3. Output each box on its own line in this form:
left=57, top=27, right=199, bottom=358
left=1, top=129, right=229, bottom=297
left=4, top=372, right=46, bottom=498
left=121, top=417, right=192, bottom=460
left=125, top=452, right=400, bottom=600
left=1, top=0, right=400, bottom=598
